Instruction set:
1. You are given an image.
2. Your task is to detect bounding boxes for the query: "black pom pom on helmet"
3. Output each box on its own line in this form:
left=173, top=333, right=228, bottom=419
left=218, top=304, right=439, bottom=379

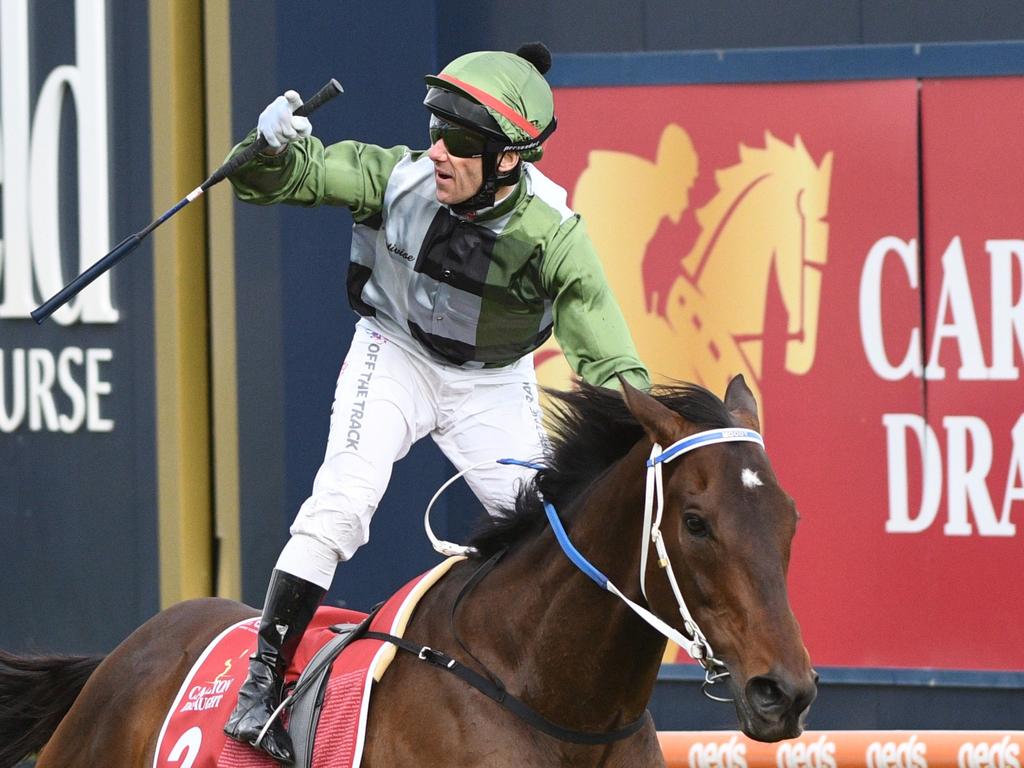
left=515, top=42, right=552, bottom=75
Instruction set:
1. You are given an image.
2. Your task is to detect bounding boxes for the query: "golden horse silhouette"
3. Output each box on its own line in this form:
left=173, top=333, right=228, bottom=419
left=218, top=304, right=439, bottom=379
left=538, top=125, right=834, bottom=410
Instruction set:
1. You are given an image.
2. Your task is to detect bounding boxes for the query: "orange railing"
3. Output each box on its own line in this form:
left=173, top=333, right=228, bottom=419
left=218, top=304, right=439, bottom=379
left=660, top=731, right=1024, bottom=768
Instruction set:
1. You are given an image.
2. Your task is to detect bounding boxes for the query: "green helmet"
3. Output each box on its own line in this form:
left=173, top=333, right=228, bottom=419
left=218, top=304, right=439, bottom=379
left=424, top=43, right=557, bottom=164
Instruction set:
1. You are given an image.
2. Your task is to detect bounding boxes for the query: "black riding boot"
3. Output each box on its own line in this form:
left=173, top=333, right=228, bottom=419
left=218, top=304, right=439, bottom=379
left=223, top=570, right=326, bottom=764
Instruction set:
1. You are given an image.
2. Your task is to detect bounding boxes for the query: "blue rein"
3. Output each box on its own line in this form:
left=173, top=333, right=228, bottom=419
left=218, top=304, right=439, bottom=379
left=497, top=458, right=610, bottom=590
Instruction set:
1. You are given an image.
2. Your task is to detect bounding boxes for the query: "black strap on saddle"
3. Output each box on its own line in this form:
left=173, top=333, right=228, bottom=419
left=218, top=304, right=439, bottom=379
left=360, top=629, right=647, bottom=745
left=287, top=608, right=378, bottom=768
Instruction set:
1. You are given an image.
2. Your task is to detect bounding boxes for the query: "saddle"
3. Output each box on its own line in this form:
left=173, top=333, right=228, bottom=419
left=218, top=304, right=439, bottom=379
left=153, top=558, right=463, bottom=768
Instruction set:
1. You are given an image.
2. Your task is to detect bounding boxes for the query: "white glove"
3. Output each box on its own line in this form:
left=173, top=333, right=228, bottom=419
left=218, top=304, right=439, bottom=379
left=257, top=90, right=312, bottom=149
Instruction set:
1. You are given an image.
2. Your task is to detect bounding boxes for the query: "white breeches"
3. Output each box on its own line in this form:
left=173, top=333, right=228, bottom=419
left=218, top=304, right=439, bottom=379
left=276, top=317, right=547, bottom=588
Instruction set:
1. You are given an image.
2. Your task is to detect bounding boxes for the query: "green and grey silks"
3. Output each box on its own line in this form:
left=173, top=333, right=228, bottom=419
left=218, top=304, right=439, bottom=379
left=228, top=133, right=650, bottom=390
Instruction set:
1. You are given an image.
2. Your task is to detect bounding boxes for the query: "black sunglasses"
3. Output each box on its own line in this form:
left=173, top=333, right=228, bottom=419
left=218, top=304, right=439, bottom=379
left=429, top=115, right=488, bottom=158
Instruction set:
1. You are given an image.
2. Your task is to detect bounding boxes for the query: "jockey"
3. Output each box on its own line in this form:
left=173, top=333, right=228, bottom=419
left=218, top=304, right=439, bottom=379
left=222, top=42, right=650, bottom=763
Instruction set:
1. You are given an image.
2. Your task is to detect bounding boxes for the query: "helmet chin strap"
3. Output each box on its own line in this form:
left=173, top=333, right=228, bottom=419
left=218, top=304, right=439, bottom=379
left=450, top=148, right=521, bottom=215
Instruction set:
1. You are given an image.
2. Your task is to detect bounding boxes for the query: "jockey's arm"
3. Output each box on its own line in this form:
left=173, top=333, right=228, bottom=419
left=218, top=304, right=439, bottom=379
left=542, top=216, right=651, bottom=391
left=224, top=131, right=409, bottom=223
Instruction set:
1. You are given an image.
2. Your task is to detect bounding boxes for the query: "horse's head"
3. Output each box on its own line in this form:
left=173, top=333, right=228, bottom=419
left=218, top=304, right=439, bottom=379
left=621, top=374, right=816, bottom=742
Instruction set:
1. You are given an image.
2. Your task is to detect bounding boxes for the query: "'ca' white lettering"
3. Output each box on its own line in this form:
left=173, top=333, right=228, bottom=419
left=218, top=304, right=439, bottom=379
left=0, top=0, right=117, bottom=324
left=860, top=236, right=1023, bottom=383
left=859, top=236, right=923, bottom=381
left=925, top=237, right=987, bottom=381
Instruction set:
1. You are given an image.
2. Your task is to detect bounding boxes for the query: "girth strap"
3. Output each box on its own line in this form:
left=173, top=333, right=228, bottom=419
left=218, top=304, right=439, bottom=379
left=288, top=620, right=369, bottom=768
left=361, top=630, right=649, bottom=746
left=286, top=612, right=377, bottom=768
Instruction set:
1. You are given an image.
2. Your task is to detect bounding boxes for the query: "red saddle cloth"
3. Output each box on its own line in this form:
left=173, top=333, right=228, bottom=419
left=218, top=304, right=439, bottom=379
left=153, top=558, right=461, bottom=768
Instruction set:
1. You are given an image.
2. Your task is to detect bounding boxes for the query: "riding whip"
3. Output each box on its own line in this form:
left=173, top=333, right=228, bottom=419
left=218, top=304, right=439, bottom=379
left=31, top=78, right=344, bottom=324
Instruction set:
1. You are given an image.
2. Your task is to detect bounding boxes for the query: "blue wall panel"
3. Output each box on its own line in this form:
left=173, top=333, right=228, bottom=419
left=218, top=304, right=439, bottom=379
left=0, top=0, right=158, bottom=654
left=861, top=0, right=1024, bottom=43
left=644, top=0, right=864, bottom=50
left=438, top=0, right=1024, bottom=60
left=652, top=666, right=1024, bottom=730
left=436, top=0, right=646, bottom=62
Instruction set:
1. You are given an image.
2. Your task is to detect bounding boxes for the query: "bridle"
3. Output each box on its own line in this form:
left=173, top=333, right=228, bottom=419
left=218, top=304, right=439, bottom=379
left=424, top=426, right=765, bottom=701
left=638, top=427, right=765, bottom=698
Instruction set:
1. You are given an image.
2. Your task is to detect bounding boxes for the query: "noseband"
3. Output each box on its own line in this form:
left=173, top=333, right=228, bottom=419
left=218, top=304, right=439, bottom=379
left=425, top=426, right=765, bottom=700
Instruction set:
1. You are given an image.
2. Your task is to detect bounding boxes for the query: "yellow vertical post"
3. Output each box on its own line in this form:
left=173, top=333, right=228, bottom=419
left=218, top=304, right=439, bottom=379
left=150, top=0, right=213, bottom=605
left=203, top=0, right=243, bottom=600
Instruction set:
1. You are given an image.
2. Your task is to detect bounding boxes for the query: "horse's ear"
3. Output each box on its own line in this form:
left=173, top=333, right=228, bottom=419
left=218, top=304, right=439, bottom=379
left=618, top=375, right=683, bottom=447
left=725, top=374, right=760, bottom=432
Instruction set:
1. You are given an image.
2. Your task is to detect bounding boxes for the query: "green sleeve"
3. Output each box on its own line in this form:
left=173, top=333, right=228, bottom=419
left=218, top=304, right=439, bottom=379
left=224, top=130, right=409, bottom=222
left=541, top=216, right=651, bottom=390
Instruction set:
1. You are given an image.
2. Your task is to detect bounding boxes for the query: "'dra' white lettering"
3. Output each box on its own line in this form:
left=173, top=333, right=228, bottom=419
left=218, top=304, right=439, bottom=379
left=0, top=0, right=117, bottom=325
left=860, top=236, right=1024, bottom=381
left=882, top=412, right=1022, bottom=536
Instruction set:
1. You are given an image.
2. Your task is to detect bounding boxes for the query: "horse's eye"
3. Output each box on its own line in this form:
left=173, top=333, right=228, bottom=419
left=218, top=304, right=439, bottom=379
left=683, top=512, right=709, bottom=537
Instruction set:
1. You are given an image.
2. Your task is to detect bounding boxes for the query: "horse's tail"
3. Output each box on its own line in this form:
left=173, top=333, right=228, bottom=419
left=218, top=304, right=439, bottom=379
left=0, top=649, right=103, bottom=768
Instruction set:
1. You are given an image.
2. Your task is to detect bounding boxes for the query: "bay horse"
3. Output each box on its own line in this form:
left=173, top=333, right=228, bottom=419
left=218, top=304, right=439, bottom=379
left=0, top=375, right=815, bottom=767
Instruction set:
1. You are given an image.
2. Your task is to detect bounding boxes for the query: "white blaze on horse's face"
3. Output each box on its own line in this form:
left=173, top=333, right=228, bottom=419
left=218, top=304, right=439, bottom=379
left=741, top=468, right=764, bottom=489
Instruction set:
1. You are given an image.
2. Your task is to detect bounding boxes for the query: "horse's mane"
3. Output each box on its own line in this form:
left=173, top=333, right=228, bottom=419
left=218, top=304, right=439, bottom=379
left=468, top=381, right=733, bottom=558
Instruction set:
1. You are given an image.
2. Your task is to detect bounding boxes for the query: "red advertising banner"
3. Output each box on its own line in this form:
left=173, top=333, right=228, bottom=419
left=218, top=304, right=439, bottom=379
left=913, top=78, right=1024, bottom=668
left=536, top=78, right=1022, bottom=670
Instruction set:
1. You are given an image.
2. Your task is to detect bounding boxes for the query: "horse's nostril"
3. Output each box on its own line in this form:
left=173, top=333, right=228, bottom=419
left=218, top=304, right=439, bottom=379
left=747, top=675, right=787, bottom=711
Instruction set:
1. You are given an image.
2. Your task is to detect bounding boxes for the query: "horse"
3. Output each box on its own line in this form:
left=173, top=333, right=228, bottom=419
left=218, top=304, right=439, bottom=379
left=0, top=375, right=815, bottom=767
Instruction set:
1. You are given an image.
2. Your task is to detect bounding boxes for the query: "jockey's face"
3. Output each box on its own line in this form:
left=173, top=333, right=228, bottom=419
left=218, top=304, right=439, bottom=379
left=428, top=136, right=485, bottom=206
